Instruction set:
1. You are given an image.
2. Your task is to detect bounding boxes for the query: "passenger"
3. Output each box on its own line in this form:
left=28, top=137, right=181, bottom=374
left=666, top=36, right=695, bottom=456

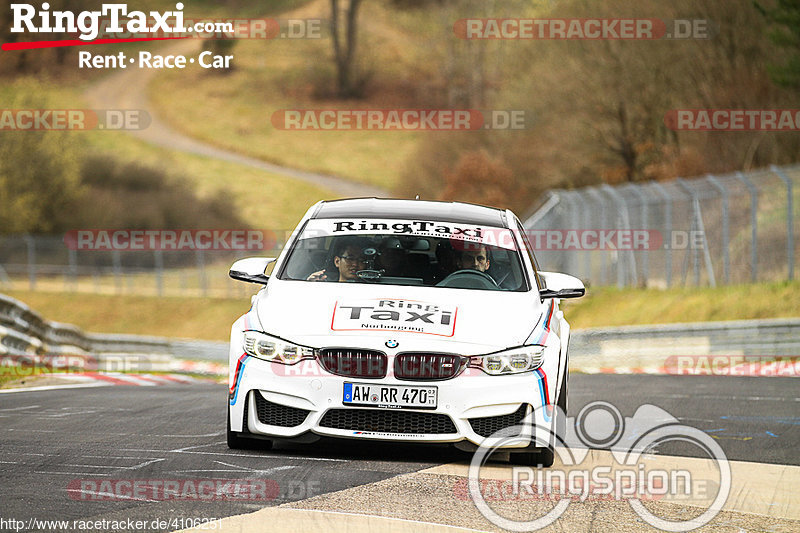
left=307, top=238, right=368, bottom=282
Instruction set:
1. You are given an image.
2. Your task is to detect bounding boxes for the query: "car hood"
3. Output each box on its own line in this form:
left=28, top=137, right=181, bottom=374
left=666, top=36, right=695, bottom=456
left=254, top=279, right=546, bottom=354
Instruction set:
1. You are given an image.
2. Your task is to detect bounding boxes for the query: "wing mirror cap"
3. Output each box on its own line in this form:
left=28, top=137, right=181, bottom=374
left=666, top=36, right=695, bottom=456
left=229, top=257, right=276, bottom=284
left=538, top=271, right=585, bottom=299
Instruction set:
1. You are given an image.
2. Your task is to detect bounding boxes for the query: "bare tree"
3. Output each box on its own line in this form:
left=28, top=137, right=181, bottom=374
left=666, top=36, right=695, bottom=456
left=330, top=0, right=363, bottom=98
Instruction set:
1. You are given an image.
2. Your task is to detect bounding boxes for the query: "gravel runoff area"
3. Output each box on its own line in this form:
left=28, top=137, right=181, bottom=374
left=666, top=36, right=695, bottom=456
left=281, top=470, right=800, bottom=533
left=178, top=450, right=800, bottom=532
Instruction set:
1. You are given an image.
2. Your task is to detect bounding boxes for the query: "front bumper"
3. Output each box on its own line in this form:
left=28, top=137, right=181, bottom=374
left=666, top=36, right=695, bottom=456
left=229, top=356, right=556, bottom=449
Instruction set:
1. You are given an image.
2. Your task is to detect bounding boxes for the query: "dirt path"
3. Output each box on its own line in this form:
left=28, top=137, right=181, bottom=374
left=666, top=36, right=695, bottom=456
left=84, top=38, right=388, bottom=198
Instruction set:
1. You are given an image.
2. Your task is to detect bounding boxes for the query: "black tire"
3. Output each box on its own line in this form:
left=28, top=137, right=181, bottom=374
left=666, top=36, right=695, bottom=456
left=510, top=447, right=554, bottom=467
left=509, top=370, right=567, bottom=468
left=226, top=403, right=272, bottom=450
left=555, top=369, right=568, bottom=443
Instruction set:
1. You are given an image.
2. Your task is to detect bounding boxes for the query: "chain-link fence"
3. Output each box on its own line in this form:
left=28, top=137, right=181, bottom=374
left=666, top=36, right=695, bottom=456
left=524, top=164, right=798, bottom=288
left=0, top=234, right=286, bottom=298
left=0, top=164, right=796, bottom=295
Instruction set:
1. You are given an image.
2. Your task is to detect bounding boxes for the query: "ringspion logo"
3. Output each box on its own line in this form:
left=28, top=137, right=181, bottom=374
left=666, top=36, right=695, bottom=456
left=469, top=402, right=731, bottom=531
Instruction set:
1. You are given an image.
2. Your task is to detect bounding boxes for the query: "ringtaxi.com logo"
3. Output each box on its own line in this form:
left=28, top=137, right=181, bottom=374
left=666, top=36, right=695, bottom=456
left=468, top=402, right=731, bottom=532
left=9, top=2, right=188, bottom=41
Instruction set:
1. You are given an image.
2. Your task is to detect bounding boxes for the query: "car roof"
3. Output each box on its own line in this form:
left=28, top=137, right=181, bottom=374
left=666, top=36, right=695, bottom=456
left=313, top=198, right=508, bottom=227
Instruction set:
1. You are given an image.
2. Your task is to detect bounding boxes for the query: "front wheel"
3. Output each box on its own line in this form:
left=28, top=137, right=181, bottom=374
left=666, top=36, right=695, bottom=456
left=555, top=370, right=568, bottom=442
left=227, top=403, right=271, bottom=450
left=509, top=374, right=567, bottom=468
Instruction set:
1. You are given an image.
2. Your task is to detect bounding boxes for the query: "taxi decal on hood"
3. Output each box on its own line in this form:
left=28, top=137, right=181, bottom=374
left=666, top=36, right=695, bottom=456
left=331, top=298, right=457, bottom=336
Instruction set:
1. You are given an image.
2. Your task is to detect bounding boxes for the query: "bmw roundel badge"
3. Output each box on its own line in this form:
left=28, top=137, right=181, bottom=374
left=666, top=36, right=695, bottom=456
left=385, top=339, right=399, bottom=349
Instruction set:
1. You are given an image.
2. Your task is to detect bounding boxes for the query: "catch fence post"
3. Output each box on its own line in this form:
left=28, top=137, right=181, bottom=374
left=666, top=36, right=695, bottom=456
left=736, top=172, right=759, bottom=282
left=197, top=249, right=208, bottom=297
left=705, top=175, right=730, bottom=284
left=770, top=165, right=794, bottom=281
left=585, top=187, right=608, bottom=286
left=651, top=182, right=672, bottom=288
left=624, top=183, right=649, bottom=286
left=154, top=249, right=164, bottom=296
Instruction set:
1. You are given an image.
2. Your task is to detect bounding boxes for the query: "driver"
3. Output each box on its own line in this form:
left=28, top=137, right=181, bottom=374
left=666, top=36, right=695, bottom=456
left=377, top=237, right=408, bottom=277
left=307, top=238, right=368, bottom=282
left=455, top=244, right=490, bottom=273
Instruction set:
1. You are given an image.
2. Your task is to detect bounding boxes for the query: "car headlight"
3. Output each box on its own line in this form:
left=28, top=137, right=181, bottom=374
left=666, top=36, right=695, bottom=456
left=469, top=346, right=545, bottom=375
left=242, top=331, right=315, bottom=365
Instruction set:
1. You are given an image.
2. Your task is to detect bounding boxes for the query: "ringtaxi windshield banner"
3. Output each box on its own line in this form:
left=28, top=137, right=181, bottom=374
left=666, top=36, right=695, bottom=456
left=302, top=219, right=519, bottom=251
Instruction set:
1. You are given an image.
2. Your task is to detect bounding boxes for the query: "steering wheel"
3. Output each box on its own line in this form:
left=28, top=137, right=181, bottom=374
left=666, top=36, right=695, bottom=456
left=435, top=269, right=499, bottom=289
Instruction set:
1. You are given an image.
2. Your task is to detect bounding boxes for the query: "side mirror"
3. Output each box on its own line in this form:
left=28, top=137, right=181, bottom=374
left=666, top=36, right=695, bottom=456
left=538, top=271, right=585, bottom=299
left=229, top=257, right=276, bottom=284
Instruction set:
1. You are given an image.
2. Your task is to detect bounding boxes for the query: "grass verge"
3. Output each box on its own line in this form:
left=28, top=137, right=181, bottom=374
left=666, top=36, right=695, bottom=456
left=562, top=280, right=800, bottom=329
left=3, top=290, right=251, bottom=341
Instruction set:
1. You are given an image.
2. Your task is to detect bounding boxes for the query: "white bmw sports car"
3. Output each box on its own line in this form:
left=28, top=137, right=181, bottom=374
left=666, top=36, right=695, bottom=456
left=226, top=198, right=584, bottom=466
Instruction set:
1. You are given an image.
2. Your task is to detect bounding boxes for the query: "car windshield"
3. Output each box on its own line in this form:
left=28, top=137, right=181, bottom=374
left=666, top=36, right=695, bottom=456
left=278, top=218, right=529, bottom=291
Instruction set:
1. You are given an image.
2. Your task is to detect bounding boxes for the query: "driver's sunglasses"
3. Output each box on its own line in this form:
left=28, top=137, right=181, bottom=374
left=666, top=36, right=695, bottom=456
left=339, top=255, right=367, bottom=263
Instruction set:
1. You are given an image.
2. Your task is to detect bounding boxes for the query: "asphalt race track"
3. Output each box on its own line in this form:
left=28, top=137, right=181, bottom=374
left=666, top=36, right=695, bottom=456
left=0, top=374, right=797, bottom=532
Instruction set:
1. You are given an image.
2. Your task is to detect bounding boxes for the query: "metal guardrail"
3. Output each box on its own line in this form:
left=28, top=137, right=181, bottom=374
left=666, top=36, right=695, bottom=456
left=0, top=293, right=226, bottom=375
left=0, top=294, right=88, bottom=355
left=570, top=317, right=800, bottom=369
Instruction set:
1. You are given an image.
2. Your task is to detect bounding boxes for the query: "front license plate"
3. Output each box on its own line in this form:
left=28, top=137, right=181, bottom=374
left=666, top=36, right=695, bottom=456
left=343, top=382, right=437, bottom=409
